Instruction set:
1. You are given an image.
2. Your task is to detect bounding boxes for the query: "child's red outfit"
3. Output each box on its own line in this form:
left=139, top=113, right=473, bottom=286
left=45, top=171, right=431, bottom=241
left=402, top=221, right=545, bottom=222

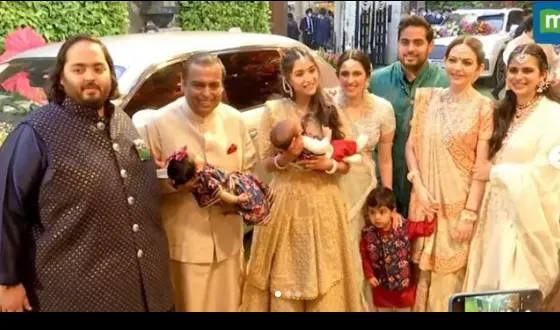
left=330, top=140, right=357, bottom=162
left=360, top=219, right=436, bottom=310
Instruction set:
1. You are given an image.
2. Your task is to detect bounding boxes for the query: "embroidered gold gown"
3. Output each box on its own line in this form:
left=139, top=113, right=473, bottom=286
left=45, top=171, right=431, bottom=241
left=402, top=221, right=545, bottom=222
left=240, top=98, right=364, bottom=312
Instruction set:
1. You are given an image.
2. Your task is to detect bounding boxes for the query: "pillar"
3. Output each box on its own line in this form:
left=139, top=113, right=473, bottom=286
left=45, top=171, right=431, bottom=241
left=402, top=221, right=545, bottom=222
left=269, top=1, right=288, bottom=36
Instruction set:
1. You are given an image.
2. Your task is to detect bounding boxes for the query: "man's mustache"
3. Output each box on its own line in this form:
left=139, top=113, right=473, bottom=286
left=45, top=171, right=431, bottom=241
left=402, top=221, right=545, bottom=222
left=82, top=82, right=100, bottom=91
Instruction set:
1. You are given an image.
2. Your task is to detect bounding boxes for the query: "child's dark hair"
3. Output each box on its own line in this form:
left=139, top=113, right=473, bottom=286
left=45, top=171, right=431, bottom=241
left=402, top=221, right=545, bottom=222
left=365, top=187, right=397, bottom=210
left=167, top=158, right=196, bottom=186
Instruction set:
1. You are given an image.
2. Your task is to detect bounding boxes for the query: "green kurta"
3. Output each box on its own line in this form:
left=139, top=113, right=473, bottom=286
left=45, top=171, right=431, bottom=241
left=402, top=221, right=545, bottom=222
left=369, top=62, right=449, bottom=218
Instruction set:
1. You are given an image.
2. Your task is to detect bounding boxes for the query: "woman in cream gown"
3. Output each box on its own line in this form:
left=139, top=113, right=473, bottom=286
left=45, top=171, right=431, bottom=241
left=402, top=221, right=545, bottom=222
left=464, top=44, right=560, bottom=298
left=328, top=50, right=396, bottom=311
left=240, top=47, right=364, bottom=312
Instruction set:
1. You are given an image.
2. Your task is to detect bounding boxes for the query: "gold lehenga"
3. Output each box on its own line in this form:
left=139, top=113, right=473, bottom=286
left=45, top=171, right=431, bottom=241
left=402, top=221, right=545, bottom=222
left=240, top=98, right=363, bottom=312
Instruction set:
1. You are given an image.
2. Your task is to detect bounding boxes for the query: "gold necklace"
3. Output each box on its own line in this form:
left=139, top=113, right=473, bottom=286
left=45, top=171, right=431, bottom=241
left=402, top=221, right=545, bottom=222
left=515, top=95, right=542, bottom=120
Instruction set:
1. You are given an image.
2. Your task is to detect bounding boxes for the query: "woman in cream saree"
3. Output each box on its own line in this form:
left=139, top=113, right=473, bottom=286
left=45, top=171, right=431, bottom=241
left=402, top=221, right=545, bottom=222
left=464, top=44, right=560, bottom=298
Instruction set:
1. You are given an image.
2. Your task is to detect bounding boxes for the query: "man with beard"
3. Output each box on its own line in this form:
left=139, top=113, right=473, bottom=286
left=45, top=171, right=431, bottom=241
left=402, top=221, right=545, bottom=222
left=0, top=34, right=174, bottom=312
left=369, top=16, right=448, bottom=218
left=143, top=53, right=256, bottom=312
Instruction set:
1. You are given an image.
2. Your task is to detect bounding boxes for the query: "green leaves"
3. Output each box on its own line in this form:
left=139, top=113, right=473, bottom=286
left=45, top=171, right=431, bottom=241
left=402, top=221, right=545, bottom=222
left=179, top=1, right=271, bottom=33
left=0, top=1, right=130, bottom=54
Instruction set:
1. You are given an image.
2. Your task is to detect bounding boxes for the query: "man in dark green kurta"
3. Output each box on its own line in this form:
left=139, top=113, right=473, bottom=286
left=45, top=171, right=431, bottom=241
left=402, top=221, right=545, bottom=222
left=370, top=15, right=449, bottom=218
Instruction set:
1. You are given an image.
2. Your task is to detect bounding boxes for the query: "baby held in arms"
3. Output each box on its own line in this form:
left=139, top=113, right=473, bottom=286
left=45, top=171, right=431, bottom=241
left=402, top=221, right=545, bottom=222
left=166, top=146, right=274, bottom=226
left=270, top=119, right=368, bottom=164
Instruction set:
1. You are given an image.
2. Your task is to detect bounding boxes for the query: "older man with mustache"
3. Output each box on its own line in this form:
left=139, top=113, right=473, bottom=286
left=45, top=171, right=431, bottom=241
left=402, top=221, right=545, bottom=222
left=142, top=53, right=257, bottom=312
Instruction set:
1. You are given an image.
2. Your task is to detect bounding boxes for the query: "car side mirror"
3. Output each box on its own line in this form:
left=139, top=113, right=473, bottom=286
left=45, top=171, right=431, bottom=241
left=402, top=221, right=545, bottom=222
left=509, top=25, right=519, bottom=37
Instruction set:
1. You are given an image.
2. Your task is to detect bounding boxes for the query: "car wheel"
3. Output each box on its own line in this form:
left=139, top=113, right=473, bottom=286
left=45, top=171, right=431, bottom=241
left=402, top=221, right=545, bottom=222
left=494, top=51, right=506, bottom=87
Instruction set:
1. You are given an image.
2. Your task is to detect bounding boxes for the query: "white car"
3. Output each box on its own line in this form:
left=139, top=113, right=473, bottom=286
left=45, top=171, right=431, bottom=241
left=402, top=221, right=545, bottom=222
left=429, top=8, right=525, bottom=87
left=0, top=31, right=339, bottom=234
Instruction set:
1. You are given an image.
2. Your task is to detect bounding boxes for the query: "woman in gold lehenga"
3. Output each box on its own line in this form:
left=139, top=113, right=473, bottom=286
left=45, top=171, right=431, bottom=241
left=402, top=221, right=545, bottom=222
left=327, top=50, right=396, bottom=311
left=240, top=48, right=363, bottom=312
left=404, top=37, right=494, bottom=312
left=463, top=44, right=560, bottom=299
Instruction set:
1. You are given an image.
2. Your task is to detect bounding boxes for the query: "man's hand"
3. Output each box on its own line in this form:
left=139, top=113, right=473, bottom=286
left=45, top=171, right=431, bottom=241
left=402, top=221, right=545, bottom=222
left=0, top=284, right=32, bottom=312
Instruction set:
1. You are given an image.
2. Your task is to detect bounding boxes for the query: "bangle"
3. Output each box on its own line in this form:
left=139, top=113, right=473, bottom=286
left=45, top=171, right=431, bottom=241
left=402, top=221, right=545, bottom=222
left=326, top=160, right=338, bottom=175
left=407, top=169, right=420, bottom=183
left=459, top=209, right=478, bottom=223
left=274, top=154, right=288, bottom=170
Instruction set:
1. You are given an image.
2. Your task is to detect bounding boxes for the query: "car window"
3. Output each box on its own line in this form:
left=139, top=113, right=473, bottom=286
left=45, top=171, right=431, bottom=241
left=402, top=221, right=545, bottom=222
left=217, top=50, right=283, bottom=111
left=123, top=61, right=185, bottom=117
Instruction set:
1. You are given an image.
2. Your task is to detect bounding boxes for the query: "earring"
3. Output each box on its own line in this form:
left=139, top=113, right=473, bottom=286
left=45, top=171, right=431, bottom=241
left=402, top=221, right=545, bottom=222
left=282, top=77, right=293, bottom=98
left=537, top=81, right=546, bottom=93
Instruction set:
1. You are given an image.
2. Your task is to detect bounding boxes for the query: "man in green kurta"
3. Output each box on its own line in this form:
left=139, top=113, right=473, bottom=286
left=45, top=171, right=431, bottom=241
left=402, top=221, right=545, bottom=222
left=370, top=15, right=449, bottom=218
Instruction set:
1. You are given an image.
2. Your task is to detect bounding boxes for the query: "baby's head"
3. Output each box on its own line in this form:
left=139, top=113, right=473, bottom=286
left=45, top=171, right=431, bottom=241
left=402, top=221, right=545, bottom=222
left=365, top=187, right=397, bottom=230
left=270, top=119, right=300, bottom=150
left=167, top=147, right=196, bottom=186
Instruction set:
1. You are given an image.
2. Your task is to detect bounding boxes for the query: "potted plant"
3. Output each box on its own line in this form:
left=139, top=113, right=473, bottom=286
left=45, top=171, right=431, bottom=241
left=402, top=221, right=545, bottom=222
left=0, top=122, right=12, bottom=148
left=316, top=50, right=340, bottom=69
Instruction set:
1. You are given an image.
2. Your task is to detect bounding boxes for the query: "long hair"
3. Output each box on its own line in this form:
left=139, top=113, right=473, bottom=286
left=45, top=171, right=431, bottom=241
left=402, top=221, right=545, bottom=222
left=488, top=44, right=560, bottom=160
left=279, top=47, right=345, bottom=140
left=45, top=34, right=121, bottom=105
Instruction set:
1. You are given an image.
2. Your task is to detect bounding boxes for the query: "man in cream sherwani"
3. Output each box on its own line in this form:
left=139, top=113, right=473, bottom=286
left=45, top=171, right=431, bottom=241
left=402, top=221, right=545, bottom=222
left=142, top=53, right=257, bottom=312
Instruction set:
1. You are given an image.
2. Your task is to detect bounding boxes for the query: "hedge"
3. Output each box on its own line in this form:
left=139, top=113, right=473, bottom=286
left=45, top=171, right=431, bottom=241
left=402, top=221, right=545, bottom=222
left=0, top=1, right=129, bottom=54
left=179, top=1, right=270, bottom=33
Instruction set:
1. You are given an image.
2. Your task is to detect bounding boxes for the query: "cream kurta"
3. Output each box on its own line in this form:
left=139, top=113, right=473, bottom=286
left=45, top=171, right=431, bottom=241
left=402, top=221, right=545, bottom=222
left=464, top=97, right=560, bottom=298
left=144, top=97, right=257, bottom=312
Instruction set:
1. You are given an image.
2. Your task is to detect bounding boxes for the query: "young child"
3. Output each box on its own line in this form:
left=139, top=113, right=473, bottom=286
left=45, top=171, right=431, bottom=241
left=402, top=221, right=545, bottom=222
left=360, top=187, right=436, bottom=312
left=269, top=119, right=367, bottom=164
left=166, top=146, right=274, bottom=226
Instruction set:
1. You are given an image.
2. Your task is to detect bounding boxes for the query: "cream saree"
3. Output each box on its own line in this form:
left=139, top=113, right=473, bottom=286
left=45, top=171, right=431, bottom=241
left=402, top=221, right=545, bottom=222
left=463, top=97, right=560, bottom=298
left=335, top=90, right=396, bottom=311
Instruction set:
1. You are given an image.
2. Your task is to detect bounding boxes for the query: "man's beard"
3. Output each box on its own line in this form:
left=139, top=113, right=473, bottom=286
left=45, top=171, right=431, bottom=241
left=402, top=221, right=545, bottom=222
left=400, top=54, right=428, bottom=74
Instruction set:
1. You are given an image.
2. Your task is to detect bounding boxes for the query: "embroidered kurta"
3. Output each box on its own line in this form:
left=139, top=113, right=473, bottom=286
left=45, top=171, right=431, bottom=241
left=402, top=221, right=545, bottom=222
left=145, top=97, right=257, bottom=312
left=370, top=62, right=449, bottom=218
left=360, top=219, right=436, bottom=309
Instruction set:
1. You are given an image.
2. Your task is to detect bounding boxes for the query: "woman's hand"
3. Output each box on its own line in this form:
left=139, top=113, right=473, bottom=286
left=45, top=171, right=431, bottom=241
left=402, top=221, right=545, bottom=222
left=417, top=185, right=439, bottom=220
left=453, top=222, right=474, bottom=243
left=298, top=155, right=335, bottom=172
left=473, top=161, right=493, bottom=181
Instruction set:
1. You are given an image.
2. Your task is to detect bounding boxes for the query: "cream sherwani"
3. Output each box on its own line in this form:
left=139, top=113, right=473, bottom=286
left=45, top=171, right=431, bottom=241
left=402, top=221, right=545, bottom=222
left=144, top=97, right=257, bottom=312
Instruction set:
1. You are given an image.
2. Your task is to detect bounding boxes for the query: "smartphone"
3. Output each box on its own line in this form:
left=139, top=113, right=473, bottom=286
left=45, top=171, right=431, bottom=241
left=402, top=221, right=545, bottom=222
left=448, top=289, right=543, bottom=312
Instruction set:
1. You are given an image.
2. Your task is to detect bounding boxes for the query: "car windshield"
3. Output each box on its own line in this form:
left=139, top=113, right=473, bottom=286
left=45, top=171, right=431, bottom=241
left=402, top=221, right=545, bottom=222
left=436, top=13, right=504, bottom=37
left=0, top=58, right=126, bottom=117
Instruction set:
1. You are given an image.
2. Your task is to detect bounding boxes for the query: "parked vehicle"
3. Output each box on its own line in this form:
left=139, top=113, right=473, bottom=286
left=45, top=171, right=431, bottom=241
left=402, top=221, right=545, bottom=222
left=0, top=31, right=340, bottom=234
left=429, top=8, right=525, bottom=87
